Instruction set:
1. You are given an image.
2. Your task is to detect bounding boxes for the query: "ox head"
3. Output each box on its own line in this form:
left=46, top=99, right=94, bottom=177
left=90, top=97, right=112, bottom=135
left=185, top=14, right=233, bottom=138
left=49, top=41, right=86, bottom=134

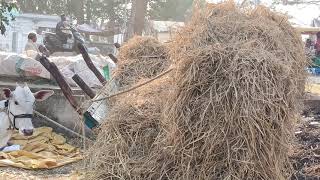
left=2, top=84, right=54, bottom=136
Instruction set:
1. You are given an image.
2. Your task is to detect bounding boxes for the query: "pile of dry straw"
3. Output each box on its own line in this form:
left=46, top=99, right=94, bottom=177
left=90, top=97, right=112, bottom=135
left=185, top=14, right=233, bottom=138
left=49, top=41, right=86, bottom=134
left=113, top=36, right=170, bottom=88
left=86, top=76, right=171, bottom=179
left=86, top=2, right=307, bottom=180
left=86, top=36, right=171, bottom=179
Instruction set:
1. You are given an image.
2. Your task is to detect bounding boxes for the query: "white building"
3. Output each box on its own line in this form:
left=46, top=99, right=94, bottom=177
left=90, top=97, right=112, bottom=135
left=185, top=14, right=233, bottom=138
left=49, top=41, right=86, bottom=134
left=0, top=13, right=59, bottom=53
left=145, top=21, right=185, bottom=43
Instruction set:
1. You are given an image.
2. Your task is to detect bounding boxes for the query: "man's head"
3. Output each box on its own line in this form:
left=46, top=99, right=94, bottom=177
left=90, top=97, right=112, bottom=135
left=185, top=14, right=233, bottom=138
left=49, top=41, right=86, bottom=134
left=114, top=42, right=121, bottom=49
left=306, top=39, right=312, bottom=48
left=61, top=14, right=67, bottom=21
left=27, top=33, right=37, bottom=43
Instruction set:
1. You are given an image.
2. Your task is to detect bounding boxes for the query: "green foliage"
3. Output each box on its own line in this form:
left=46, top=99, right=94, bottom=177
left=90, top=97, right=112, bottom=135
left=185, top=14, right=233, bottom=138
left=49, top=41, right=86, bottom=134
left=0, top=1, right=17, bottom=35
left=91, top=0, right=128, bottom=26
left=149, top=0, right=194, bottom=21
left=16, top=0, right=194, bottom=24
left=17, top=0, right=79, bottom=20
left=13, top=0, right=197, bottom=32
left=16, top=0, right=128, bottom=26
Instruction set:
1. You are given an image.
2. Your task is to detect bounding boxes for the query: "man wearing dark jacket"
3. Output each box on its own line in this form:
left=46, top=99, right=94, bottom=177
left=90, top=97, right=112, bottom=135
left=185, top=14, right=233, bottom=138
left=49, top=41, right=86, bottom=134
left=56, top=14, right=69, bottom=44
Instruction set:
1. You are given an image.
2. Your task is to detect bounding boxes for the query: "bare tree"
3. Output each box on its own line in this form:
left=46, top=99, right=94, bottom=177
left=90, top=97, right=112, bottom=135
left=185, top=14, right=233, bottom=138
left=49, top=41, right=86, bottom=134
left=126, top=0, right=148, bottom=40
left=134, top=0, right=147, bottom=35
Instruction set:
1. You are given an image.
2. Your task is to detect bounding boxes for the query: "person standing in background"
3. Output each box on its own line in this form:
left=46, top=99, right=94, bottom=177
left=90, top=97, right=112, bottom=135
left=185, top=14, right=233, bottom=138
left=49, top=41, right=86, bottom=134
left=314, top=32, right=320, bottom=57
left=25, top=32, right=50, bottom=58
left=25, top=33, right=40, bottom=53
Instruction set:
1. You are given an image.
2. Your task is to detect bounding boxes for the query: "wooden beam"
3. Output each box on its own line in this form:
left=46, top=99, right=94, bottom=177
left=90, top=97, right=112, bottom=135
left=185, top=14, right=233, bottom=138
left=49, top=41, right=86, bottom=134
left=34, top=110, right=93, bottom=141
left=108, top=53, right=118, bottom=64
left=295, top=27, right=320, bottom=34
left=72, top=74, right=96, bottom=99
left=77, top=43, right=106, bottom=84
left=78, top=29, right=121, bottom=37
left=39, top=56, right=80, bottom=113
left=50, top=62, right=80, bottom=111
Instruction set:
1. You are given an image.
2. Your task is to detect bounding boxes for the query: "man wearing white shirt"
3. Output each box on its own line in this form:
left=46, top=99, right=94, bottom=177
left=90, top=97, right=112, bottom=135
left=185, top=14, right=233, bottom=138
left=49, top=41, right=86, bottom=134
left=25, top=33, right=40, bottom=54
left=25, top=33, right=49, bottom=58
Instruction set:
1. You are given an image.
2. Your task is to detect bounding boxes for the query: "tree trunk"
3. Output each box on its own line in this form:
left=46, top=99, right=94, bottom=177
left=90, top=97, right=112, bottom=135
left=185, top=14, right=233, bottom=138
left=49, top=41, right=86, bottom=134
left=71, top=0, right=84, bottom=24
left=282, top=0, right=288, bottom=5
left=100, top=19, right=105, bottom=29
left=134, top=0, right=148, bottom=36
left=24, top=0, right=36, bottom=13
left=125, top=0, right=136, bottom=41
left=125, top=0, right=148, bottom=41
left=106, top=19, right=115, bottom=43
left=86, top=0, right=92, bottom=24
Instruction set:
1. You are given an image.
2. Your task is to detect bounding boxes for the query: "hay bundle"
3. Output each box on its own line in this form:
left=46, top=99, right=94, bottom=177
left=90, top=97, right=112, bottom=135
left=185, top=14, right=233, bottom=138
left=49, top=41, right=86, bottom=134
left=114, top=36, right=170, bottom=88
left=86, top=76, right=171, bottom=179
left=86, top=2, right=307, bottom=180
left=145, top=2, right=307, bottom=180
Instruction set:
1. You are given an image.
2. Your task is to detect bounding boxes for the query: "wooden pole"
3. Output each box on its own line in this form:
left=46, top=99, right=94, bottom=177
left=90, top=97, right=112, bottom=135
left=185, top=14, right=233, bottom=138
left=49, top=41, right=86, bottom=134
left=108, top=53, right=118, bottom=63
left=92, top=68, right=173, bottom=103
left=72, top=74, right=96, bottom=99
left=77, top=43, right=106, bottom=84
left=39, top=56, right=80, bottom=113
left=34, top=110, right=93, bottom=141
left=50, top=62, right=80, bottom=112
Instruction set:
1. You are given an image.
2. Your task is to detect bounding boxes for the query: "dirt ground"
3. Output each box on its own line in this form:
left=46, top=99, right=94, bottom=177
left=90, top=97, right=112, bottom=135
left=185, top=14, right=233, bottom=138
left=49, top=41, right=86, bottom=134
left=1, top=120, right=319, bottom=180
left=0, top=116, right=319, bottom=180
left=291, top=116, right=320, bottom=180
left=0, top=164, right=84, bottom=180
left=0, top=156, right=85, bottom=180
